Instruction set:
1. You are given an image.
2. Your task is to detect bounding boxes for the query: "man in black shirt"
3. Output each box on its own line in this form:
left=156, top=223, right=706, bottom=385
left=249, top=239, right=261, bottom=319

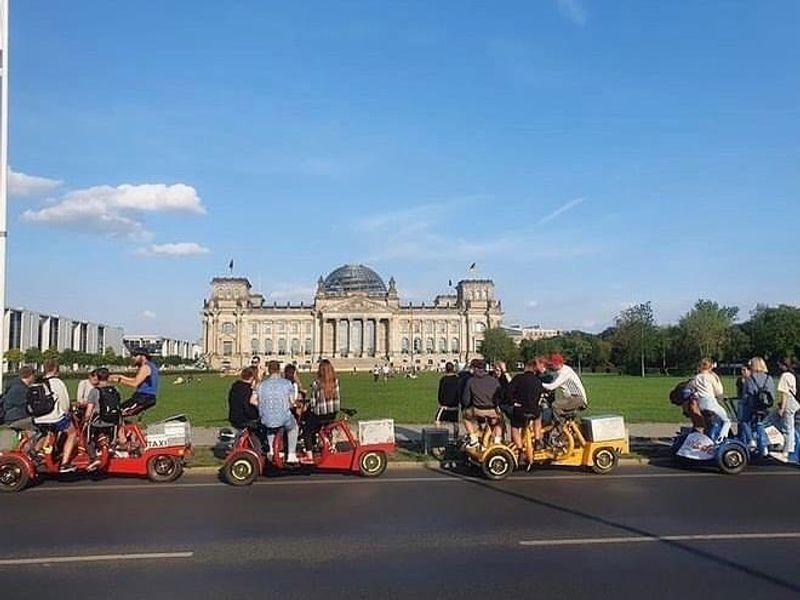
left=228, top=367, right=259, bottom=429
left=507, top=358, right=547, bottom=453
left=435, top=362, right=460, bottom=437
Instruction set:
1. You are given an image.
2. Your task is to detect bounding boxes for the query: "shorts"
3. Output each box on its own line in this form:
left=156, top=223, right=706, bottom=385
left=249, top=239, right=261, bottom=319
left=464, top=406, right=500, bottom=422
left=36, top=415, right=72, bottom=433
left=435, top=406, right=459, bottom=423
left=510, top=406, right=539, bottom=429
left=121, top=393, right=157, bottom=417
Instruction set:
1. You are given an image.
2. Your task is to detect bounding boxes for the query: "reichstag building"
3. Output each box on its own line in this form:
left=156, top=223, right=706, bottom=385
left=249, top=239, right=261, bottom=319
left=202, top=264, right=503, bottom=370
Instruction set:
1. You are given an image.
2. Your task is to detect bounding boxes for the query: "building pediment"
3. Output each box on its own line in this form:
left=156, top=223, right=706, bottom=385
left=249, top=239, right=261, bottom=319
left=317, top=295, right=392, bottom=315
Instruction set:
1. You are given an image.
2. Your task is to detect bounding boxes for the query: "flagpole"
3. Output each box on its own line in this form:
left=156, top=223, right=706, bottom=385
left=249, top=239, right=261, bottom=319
left=0, top=0, right=9, bottom=388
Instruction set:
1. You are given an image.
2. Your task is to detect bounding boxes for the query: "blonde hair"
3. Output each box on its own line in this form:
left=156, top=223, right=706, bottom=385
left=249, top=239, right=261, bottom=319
left=698, top=358, right=714, bottom=372
left=748, top=357, right=768, bottom=374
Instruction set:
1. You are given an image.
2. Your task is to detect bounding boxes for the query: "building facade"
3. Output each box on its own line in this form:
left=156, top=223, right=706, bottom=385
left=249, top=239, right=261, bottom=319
left=202, top=264, right=503, bottom=371
left=3, top=307, right=124, bottom=363
left=123, top=335, right=200, bottom=361
left=502, top=324, right=564, bottom=345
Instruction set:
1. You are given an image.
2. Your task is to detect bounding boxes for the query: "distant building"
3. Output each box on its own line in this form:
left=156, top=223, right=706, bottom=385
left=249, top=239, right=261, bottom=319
left=3, top=307, right=124, bottom=362
left=123, top=335, right=200, bottom=361
left=502, top=324, right=564, bottom=345
left=202, top=264, right=504, bottom=371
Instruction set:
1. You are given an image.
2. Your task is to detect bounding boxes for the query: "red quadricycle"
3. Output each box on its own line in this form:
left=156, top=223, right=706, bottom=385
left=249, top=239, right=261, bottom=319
left=220, top=409, right=395, bottom=486
left=0, top=412, right=192, bottom=493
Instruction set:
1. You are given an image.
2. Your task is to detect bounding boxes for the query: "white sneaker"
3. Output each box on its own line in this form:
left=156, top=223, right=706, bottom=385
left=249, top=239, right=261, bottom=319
left=286, top=453, right=299, bottom=464
left=770, top=451, right=789, bottom=463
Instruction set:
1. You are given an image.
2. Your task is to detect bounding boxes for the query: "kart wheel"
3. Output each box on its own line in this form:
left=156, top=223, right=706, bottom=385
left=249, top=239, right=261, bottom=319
left=147, top=454, right=182, bottom=483
left=591, top=447, right=619, bottom=475
left=358, top=451, right=387, bottom=478
left=717, top=445, right=747, bottom=475
left=430, top=446, right=447, bottom=461
left=223, top=453, right=260, bottom=486
left=481, top=447, right=515, bottom=481
left=0, top=456, right=29, bottom=493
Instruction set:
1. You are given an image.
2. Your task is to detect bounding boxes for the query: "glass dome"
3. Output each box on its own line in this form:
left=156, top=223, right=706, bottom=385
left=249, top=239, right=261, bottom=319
left=323, top=264, right=387, bottom=296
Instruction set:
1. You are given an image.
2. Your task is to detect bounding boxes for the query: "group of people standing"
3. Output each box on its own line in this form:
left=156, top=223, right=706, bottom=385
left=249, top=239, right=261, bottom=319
left=435, top=354, right=588, bottom=454
left=678, top=356, right=798, bottom=460
left=227, top=357, right=342, bottom=463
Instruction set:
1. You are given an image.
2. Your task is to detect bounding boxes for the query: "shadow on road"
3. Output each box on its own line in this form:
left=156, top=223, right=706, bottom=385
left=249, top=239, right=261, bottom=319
left=426, top=463, right=800, bottom=595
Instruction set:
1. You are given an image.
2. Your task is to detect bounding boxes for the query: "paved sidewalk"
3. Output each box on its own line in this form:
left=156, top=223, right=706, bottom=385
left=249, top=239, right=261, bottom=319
left=190, top=422, right=683, bottom=447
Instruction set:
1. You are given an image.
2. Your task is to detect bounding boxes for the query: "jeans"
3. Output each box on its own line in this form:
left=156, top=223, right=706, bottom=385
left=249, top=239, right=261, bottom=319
left=781, top=397, right=800, bottom=454
left=737, top=399, right=754, bottom=446
left=698, top=395, right=731, bottom=442
left=264, top=415, right=298, bottom=457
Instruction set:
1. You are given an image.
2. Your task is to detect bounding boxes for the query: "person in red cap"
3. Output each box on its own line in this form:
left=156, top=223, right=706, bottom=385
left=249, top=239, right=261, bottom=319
left=543, top=353, right=588, bottom=418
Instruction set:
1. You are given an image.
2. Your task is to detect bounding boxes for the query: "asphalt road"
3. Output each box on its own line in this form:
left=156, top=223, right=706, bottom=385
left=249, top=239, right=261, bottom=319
left=2, top=464, right=800, bottom=599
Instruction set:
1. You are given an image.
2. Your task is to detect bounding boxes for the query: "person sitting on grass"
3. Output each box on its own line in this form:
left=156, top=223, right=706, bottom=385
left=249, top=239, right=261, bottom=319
left=255, top=360, right=299, bottom=464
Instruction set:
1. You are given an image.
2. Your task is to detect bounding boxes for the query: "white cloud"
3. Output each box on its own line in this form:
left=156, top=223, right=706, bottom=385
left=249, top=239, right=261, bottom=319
left=137, top=242, right=210, bottom=257
left=557, top=0, right=587, bottom=26
left=527, top=300, right=539, bottom=308
left=21, top=182, right=205, bottom=240
left=143, top=310, right=157, bottom=319
left=8, top=168, right=62, bottom=197
left=536, top=197, right=585, bottom=226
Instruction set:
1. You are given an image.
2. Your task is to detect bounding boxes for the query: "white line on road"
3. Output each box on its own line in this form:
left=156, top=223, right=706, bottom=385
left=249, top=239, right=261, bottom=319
left=519, top=532, right=800, bottom=547
left=0, top=551, right=194, bottom=567
left=18, top=469, right=800, bottom=494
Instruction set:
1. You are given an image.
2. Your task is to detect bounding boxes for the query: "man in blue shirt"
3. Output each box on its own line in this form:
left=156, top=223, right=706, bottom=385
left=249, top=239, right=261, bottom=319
left=257, top=360, right=299, bottom=463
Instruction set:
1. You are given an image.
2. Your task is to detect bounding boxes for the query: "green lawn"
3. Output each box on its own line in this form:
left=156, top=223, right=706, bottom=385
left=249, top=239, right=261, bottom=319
left=66, top=372, right=736, bottom=427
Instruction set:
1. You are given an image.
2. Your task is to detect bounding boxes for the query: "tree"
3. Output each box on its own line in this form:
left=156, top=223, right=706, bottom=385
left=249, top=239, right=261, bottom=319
left=5, top=348, right=23, bottom=369
left=42, top=348, right=60, bottom=362
left=24, top=347, right=43, bottom=366
left=479, top=328, right=519, bottom=365
left=103, top=347, right=118, bottom=364
left=612, top=302, right=658, bottom=376
left=678, top=299, right=739, bottom=360
left=745, top=304, right=800, bottom=362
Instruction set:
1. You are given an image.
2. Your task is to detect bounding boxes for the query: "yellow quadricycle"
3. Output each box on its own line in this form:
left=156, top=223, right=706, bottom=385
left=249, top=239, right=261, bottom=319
left=466, top=414, right=629, bottom=480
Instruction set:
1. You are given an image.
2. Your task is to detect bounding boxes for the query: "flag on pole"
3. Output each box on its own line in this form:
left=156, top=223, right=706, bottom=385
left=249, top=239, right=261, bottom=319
left=228, top=259, right=234, bottom=274
left=468, top=262, right=476, bottom=272
left=448, top=279, right=453, bottom=287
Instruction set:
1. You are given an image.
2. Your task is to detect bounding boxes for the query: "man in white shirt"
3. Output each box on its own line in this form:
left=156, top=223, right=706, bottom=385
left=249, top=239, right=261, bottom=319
left=777, top=358, right=799, bottom=459
left=33, top=359, right=77, bottom=473
left=543, top=354, right=588, bottom=418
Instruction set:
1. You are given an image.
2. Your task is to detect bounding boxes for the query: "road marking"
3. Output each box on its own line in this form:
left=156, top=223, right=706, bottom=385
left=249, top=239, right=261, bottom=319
left=21, top=469, right=800, bottom=493
left=0, top=551, right=194, bottom=567
left=519, top=532, right=800, bottom=547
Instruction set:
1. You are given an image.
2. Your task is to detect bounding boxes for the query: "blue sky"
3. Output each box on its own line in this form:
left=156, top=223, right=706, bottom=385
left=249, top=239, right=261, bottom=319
left=8, top=1, right=800, bottom=340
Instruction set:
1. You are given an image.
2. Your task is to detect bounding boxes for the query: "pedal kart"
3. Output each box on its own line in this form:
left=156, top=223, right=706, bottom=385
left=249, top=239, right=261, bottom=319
left=220, top=409, right=395, bottom=485
left=463, top=413, right=629, bottom=481
left=671, top=400, right=748, bottom=475
left=0, top=413, right=191, bottom=492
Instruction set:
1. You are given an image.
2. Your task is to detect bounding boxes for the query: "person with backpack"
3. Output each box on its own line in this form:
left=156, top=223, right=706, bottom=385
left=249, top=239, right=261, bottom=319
left=84, top=368, right=121, bottom=471
left=738, top=357, right=775, bottom=450
left=692, top=358, right=731, bottom=443
left=0, top=365, right=36, bottom=428
left=32, top=359, right=78, bottom=473
left=775, top=357, right=798, bottom=461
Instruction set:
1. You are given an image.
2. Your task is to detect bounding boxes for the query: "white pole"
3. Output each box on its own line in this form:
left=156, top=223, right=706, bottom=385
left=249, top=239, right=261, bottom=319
left=0, top=0, right=9, bottom=390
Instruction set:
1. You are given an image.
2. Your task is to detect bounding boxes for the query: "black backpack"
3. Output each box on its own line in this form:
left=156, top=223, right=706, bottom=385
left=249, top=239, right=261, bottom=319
left=98, top=386, right=122, bottom=423
left=752, top=376, right=774, bottom=410
left=669, top=380, right=694, bottom=406
left=26, top=379, right=56, bottom=418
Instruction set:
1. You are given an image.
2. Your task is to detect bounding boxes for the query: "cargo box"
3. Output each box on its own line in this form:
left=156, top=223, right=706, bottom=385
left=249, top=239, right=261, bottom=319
left=582, top=415, right=627, bottom=442
left=146, top=418, right=191, bottom=448
left=0, top=428, right=20, bottom=451
left=358, top=419, right=395, bottom=445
